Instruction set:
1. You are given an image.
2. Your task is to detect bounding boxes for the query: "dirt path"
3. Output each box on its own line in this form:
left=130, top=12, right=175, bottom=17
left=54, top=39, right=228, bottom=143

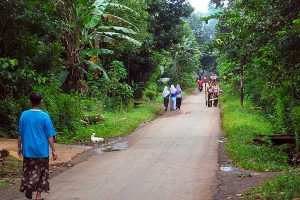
left=0, top=139, right=92, bottom=165
left=19, top=91, right=220, bottom=200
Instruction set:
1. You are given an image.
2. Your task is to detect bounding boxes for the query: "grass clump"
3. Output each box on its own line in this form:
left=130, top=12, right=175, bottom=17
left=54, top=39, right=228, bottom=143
left=56, top=87, right=194, bottom=144
left=243, top=173, right=300, bottom=200
left=57, top=101, right=162, bottom=144
left=0, top=156, right=22, bottom=189
left=220, top=90, right=291, bottom=171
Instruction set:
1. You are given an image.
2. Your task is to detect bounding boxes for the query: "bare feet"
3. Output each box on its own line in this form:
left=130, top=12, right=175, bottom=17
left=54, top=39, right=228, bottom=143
left=36, top=192, right=44, bottom=200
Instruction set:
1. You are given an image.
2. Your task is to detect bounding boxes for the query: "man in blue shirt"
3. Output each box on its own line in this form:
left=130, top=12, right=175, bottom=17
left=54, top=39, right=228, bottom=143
left=18, top=92, right=57, bottom=200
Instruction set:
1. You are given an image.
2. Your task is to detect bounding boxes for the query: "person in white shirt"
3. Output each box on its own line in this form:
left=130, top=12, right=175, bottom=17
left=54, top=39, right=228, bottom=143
left=162, top=86, right=170, bottom=111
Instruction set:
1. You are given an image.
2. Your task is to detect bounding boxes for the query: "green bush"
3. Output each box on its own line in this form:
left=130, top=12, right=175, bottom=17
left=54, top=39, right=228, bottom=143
left=0, top=58, right=46, bottom=100
left=144, top=89, right=157, bottom=101
left=175, top=72, right=196, bottom=89
left=34, top=84, right=82, bottom=137
left=88, top=61, right=133, bottom=111
left=0, top=99, right=22, bottom=137
left=0, top=96, right=30, bottom=137
left=99, top=61, right=133, bottom=111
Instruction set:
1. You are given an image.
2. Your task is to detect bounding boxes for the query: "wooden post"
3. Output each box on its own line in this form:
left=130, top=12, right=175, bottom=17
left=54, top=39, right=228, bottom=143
left=240, top=60, right=244, bottom=106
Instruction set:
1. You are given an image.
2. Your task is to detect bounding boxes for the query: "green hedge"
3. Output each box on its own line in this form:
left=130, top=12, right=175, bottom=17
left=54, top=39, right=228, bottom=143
left=0, top=83, right=83, bottom=138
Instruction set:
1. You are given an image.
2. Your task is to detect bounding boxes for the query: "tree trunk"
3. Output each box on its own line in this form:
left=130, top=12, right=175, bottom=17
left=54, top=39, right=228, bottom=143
left=61, top=67, right=82, bottom=92
left=61, top=32, right=83, bottom=92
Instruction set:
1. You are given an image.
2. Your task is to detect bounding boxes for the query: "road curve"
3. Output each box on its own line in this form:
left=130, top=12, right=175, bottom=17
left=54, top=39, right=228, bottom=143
left=45, top=91, right=220, bottom=200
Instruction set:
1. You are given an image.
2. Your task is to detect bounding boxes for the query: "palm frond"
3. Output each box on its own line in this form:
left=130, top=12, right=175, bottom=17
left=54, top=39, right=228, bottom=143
left=84, top=60, right=109, bottom=80
left=102, top=14, right=139, bottom=30
left=97, top=26, right=137, bottom=35
left=81, top=48, right=114, bottom=58
left=84, top=0, right=110, bottom=28
left=108, top=3, right=140, bottom=17
left=99, top=31, right=142, bottom=46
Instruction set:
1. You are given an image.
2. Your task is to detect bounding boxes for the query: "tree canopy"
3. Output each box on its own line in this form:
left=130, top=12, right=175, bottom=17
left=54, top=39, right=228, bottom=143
left=209, top=0, right=300, bottom=153
left=0, top=0, right=200, bottom=137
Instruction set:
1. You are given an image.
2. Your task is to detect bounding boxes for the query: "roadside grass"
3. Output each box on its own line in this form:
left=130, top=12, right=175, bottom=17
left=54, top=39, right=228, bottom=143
left=56, top=87, right=195, bottom=144
left=0, top=156, right=22, bottom=189
left=243, top=173, right=300, bottom=200
left=57, top=101, right=162, bottom=144
left=220, top=91, right=292, bottom=171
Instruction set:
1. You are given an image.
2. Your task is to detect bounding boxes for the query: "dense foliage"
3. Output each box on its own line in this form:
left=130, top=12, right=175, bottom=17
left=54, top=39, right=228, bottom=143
left=210, top=0, right=300, bottom=154
left=0, top=0, right=201, bottom=138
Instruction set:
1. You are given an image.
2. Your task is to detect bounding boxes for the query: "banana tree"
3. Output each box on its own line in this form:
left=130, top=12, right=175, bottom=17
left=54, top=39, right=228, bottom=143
left=57, top=0, right=141, bottom=91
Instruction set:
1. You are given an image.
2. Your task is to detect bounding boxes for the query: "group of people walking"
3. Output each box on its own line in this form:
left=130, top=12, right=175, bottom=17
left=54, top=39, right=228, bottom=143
left=197, top=73, right=221, bottom=107
left=163, top=85, right=182, bottom=111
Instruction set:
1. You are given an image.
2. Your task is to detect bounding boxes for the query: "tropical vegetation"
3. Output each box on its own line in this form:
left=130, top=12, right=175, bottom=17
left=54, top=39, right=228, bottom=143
left=209, top=0, right=300, bottom=157
left=210, top=0, right=300, bottom=199
left=0, top=0, right=200, bottom=141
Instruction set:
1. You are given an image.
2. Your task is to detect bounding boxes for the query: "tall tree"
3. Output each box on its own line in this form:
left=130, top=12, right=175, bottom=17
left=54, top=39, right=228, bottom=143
left=147, top=0, right=194, bottom=50
left=56, top=0, right=141, bottom=92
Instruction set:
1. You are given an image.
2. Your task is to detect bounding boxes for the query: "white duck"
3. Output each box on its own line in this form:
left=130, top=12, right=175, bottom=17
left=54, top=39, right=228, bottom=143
left=91, top=133, right=104, bottom=143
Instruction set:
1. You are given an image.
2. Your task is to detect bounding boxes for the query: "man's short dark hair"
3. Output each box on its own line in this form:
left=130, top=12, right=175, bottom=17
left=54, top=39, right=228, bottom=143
left=30, top=92, right=43, bottom=106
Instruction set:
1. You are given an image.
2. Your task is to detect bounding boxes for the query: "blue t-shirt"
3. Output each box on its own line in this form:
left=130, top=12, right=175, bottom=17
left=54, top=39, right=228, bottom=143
left=18, top=109, right=56, bottom=158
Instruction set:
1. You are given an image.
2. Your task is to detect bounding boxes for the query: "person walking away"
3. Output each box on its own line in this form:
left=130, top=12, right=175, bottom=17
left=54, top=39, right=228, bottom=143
left=170, top=85, right=177, bottom=111
left=162, top=86, right=170, bottom=111
left=197, top=79, right=203, bottom=92
left=210, top=73, right=218, bottom=81
left=18, top=92, right=57, bottom=200
left=202, top=76, right=210, bottom=106
left=210, top=80, right=220, bottom=107
left=176, top=85, right=182, bottom=110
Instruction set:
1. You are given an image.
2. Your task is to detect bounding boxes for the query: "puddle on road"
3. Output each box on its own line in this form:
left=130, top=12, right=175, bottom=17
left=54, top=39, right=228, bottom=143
left=220, top=165, right=242, bottom=173
left=93, top=138, right=129, bottom=155
left=102, top=141, right=129, bottom=152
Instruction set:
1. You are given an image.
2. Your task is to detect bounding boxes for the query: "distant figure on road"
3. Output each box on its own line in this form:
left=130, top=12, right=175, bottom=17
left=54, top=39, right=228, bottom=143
left=202, top=75, right=210, bottom=106
left=210, top=73, right=218, bottom=82
left=163, top=86, right=170, bottom=111
left=176, top=85, right=182, bottom=110
left=197, top=79, right=203, bottom=92
left=170, top=85, right=177, bottom=111
left=208, top=79, right=220, bottom=107
left=18, top=92, right=57, bottom=200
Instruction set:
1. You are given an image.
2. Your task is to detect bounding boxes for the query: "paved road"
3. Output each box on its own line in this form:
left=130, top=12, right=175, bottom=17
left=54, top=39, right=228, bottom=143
left=44, top=92, right=220, bottom=200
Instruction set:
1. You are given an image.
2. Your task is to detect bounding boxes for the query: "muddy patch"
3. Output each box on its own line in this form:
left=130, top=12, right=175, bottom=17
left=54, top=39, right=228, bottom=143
left=94, top=137, right=129, bottom=154
left=214, top=134, right=277, bottom=200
